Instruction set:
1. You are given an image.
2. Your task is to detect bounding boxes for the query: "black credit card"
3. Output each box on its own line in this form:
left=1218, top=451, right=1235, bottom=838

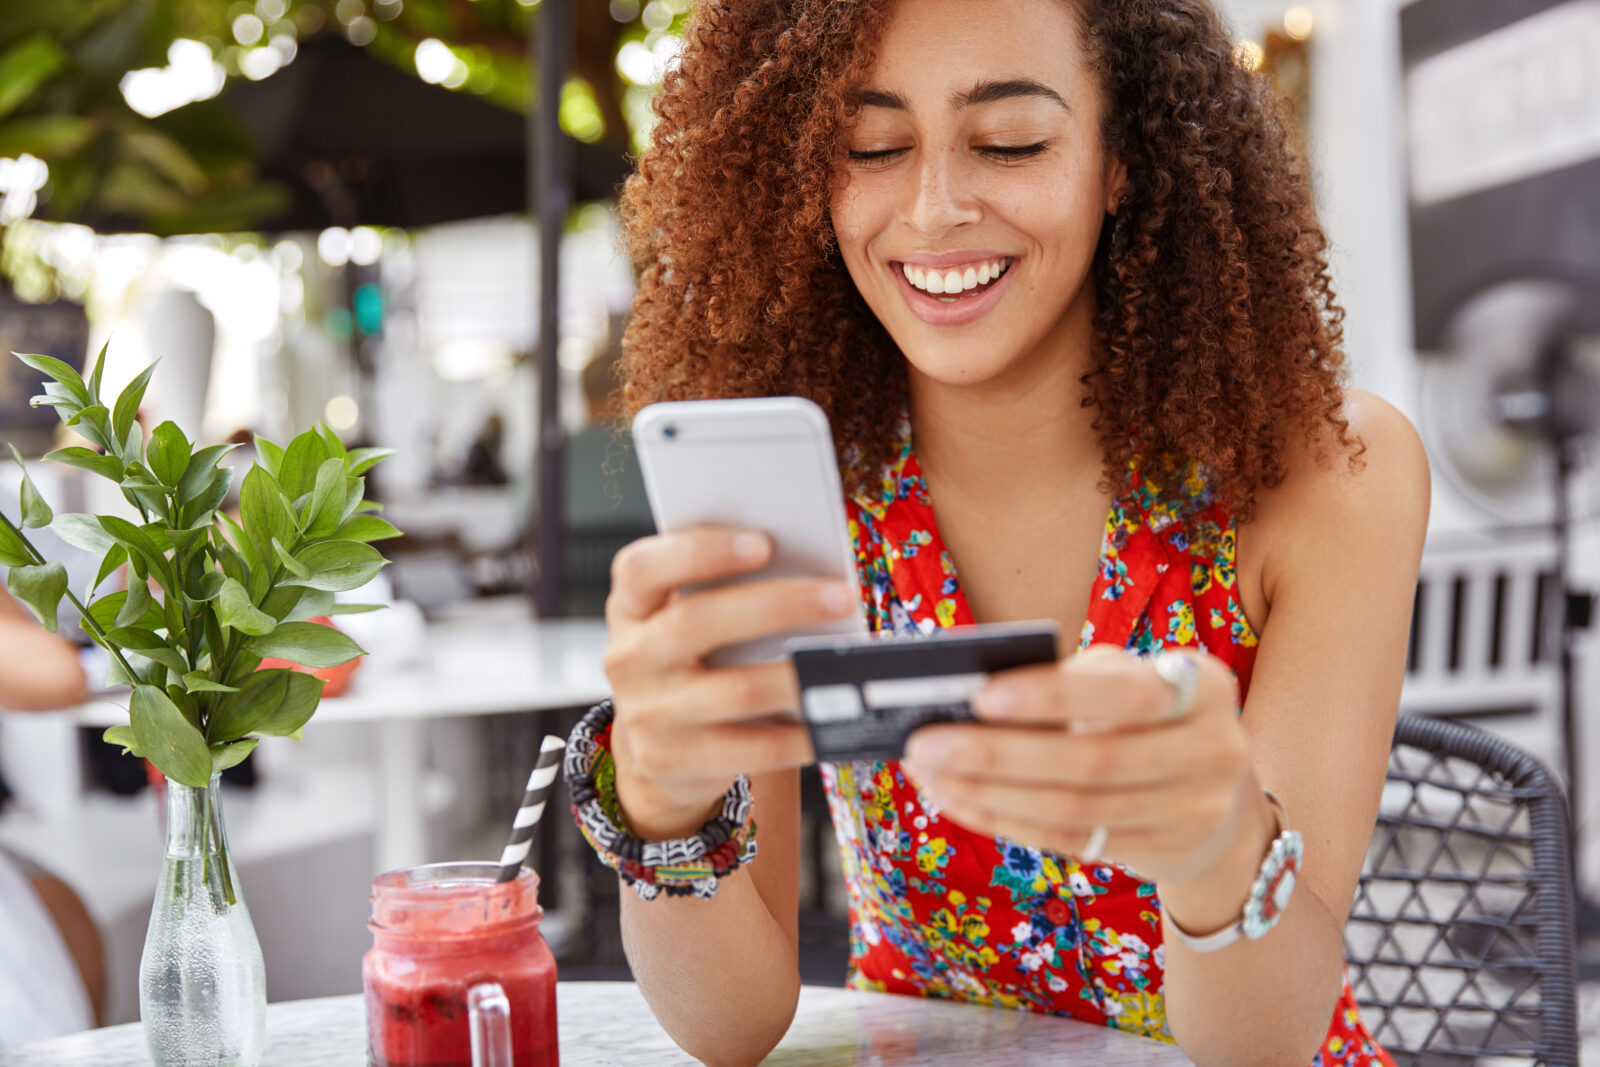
left=787, top=622, right=1060, bottom=764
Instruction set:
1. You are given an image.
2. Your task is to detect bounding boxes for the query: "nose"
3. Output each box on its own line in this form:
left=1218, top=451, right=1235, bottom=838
left=905, top=147, right=981, bottom=239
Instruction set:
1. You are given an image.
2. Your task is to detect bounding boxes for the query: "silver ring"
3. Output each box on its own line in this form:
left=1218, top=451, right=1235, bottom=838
left=1150, top=650, right=1199, bottom=721
left=1081, top=824, right=1108, bottom=862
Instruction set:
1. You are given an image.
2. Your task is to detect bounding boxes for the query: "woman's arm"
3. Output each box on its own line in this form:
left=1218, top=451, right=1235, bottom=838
left=1158, top=391, right=1431, bottom=1065
left=620, top=768, right=803, bottom=1067
left=0, top=586, right=89, bottom=711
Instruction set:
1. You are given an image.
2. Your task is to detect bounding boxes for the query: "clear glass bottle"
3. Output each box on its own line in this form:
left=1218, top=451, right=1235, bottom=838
left=139, top=772, right=267, bottom=1067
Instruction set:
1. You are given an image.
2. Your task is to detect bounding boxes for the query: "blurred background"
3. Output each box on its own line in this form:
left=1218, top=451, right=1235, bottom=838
left=0, top=0, right=1597, bottom=1055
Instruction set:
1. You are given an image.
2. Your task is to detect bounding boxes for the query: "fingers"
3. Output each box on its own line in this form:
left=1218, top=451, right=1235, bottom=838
left=614, top=717, right=815, bottom=788
left=651, top=662, right=802, bottom=725
left=974, top=646, right=1234, bottom=731
left=607, top=528, right=774, bottom=623
left=914, top=776, right=1195, bottom=834
left=637, top=574, right=857, bottom=667
left=903, top=723, right=1181, bottom=787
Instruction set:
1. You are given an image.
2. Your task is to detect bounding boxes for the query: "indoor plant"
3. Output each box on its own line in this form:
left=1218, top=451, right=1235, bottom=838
left=0, top=346, right=398, bottom=1065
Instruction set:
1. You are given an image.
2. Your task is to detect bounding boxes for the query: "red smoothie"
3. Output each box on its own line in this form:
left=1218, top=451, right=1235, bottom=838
left=364, top=863, right=558, bottom=1067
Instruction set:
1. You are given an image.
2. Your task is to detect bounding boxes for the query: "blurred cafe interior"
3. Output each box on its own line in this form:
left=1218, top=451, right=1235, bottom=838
left=0, top=0, right=1598, bottom=1062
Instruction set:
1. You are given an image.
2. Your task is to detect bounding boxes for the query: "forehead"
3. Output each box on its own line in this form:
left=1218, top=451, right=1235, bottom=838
left=863, top=0, right=1088, bottom=94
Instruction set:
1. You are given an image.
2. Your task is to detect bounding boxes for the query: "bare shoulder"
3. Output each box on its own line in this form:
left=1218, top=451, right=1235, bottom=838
left=1248, top=389, right=1432, bottom=608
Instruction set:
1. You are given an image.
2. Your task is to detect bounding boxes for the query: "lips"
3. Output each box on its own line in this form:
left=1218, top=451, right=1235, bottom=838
left=890, top=255, right=1018, bottom=327
left=901, top=257, right=1013, bottom=296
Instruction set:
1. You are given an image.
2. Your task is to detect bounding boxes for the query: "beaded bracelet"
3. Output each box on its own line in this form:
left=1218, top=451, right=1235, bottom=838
left=564, top=700, right=758, bottom=900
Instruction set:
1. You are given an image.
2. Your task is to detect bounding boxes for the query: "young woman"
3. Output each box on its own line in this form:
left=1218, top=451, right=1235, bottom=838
left=573, top=1, right=1429, bottom=1064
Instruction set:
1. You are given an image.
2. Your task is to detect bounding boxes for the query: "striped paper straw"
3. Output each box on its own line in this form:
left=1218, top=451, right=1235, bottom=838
left=496, top=735, right=566, bottom=883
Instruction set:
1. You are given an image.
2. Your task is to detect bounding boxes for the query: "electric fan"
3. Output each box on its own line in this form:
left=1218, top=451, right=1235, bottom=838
left=1416, top=269, right=1600, bottom=946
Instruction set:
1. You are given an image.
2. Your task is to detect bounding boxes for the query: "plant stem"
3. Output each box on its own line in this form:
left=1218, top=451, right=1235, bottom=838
left=0, top=510, right=141, bottom=682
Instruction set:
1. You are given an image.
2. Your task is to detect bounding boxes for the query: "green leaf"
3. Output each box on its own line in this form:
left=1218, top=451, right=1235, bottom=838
left=0, top=36, right=66, bottom=121
left=183, top=672, right=239, bottom=695
left=303, top=458, right=347, bottom=538
left=331, top=515, right=402, bottom=542
left=210, top=738, right=259, bottom=773
left=146, top=421, right=191, bottom=486
left=86, top=341, right=107, bottom=403
left=106, top=628, right=188, bottom=676
left=271, top=538, right=309, bottom=579
left=218, top=512, right=260, bottom=571
left=111, top=362, right=156, bottom=449
left=98, top=514, right=170, bottom=589
left=186, top=571, right=226, bottom=602
left=50, top=513, right=116, bottom=554
left=338, top=476, right=366, bottom=525
left=240, top=466, right=297, bottom=566
left=103, top=724, right=143, bottom=757
left=0, top=516, right=31, bottom=567
left=345, top=447, right=395, bottom=476
left=253, top=436, right=284, bottom=479
left=6, top=561, right=67, bottom=632
left=326, top=603, right=386, bottom=615
left=9, top=444, right=51, bottom=528
left=277, top=430, right=331, bottom=501
left=251, top=671, right=324, bottom=738
left=249, top=621, right=364, bottom=668
left=65, top=404, right=111, bottom=450
left=316, top=423, right=347, bottom=459
left=282, top=540, right=386, bottom=592
left=208, top=669, right=289, bottom=742
left=29, top=394, right=80, bottom=411
left=130, top=684, right=211, bottom=788
left=114, top=575, right=151, bottom=628
left=282, top=588, right=332, bottom=622
left=84, top=589, right=162, bottom=635
left=12, top=350, right=85, bottom=401
left=217, top=577, right=277, bottom=636
left=43, top=446, right=122, bottom=480
left=176, top=444, right=238, bottom=504
left=90, top=544, right=127, bottom=597
left=180, top=470, right=231, bottom=528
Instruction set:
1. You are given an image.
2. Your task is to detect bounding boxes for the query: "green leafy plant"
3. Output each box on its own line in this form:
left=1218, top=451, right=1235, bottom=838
left=0, top=345, right=400, bottom=901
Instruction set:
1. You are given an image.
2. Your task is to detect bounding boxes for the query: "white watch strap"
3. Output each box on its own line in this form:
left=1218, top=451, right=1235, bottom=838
left=1166, top=790, right=1293, bottom=954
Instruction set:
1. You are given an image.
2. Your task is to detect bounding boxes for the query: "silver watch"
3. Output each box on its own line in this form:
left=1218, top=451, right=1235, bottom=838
left=1167, top=790, right=1303, bottom=953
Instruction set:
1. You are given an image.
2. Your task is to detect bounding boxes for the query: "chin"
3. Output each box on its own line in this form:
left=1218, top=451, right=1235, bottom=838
left=897, top=341, right=1026, bottom=389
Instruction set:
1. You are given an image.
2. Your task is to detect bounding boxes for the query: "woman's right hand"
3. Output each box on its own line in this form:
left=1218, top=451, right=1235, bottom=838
left=603, top=528, right=858, bottom=841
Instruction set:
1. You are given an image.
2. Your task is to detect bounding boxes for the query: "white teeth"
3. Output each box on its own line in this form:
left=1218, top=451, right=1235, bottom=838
left=903, top=257, right=1010, bottom=294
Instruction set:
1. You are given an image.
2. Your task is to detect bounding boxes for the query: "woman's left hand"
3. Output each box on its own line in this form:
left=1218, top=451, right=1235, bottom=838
left=901, top=645, right=1268, bottom=888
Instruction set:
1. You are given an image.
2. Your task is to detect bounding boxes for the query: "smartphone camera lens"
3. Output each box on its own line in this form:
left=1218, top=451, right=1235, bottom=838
left=662, top=425, right=678, bottom=439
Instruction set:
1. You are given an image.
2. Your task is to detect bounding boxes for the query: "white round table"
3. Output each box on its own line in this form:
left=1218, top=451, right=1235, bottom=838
left=0, top=982, right=1196, bottom=1065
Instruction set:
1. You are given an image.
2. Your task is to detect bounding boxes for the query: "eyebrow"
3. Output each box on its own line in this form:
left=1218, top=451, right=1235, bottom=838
left=855, top=79, right=1070, bottom=113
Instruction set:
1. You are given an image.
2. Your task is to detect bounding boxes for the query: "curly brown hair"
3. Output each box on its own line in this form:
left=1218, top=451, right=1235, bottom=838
left=618, top=0, right=1360, bottom=518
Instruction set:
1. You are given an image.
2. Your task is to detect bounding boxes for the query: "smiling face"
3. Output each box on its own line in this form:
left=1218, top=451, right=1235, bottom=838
left=830, top=0, right=1125, bottom=392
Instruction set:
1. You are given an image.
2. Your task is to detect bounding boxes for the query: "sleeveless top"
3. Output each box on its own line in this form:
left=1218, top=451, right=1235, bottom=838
left=820, top=425, right=1395, bottom=1066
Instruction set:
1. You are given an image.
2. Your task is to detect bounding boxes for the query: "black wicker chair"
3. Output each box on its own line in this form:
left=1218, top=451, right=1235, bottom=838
left=1344, top=714, right=1578, bottom=1066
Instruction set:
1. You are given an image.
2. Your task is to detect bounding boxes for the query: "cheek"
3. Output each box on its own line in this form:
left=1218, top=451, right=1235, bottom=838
left=829, top=183, right=870, bottom=254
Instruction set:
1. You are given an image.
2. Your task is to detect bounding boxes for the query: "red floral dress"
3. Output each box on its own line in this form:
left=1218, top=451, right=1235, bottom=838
left=820, top=426, right=1394, bottom=1065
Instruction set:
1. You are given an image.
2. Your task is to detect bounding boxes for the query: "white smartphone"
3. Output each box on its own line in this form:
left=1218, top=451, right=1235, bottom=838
left=631, top=397, right=867, bottom=666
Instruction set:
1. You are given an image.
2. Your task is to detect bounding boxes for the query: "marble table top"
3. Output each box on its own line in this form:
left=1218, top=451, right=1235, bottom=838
left=1, top=981, right=1194, bottom=1065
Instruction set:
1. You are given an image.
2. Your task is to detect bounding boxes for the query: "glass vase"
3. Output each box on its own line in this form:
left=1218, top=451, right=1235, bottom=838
left=139, top=772, right=267, bottom=1067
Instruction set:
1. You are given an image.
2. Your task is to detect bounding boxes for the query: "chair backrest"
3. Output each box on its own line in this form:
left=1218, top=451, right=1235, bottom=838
left=1403, top=536, right=1560, bottom=720
left=1344, top=714, right=1577, bottom=1066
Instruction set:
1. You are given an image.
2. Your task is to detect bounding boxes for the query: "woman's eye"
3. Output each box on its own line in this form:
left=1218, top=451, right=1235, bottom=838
left=847, top=147, right=908, bottom=165
left=978, top=143, right=1049, bottom=161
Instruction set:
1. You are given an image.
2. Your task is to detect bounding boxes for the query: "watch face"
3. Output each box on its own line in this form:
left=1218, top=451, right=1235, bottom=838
left=1243, top=830, right=1304, bottom=941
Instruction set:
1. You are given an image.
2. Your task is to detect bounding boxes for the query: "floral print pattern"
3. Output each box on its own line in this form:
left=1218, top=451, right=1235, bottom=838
left=820, top=423, right=1393, bottom=1065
